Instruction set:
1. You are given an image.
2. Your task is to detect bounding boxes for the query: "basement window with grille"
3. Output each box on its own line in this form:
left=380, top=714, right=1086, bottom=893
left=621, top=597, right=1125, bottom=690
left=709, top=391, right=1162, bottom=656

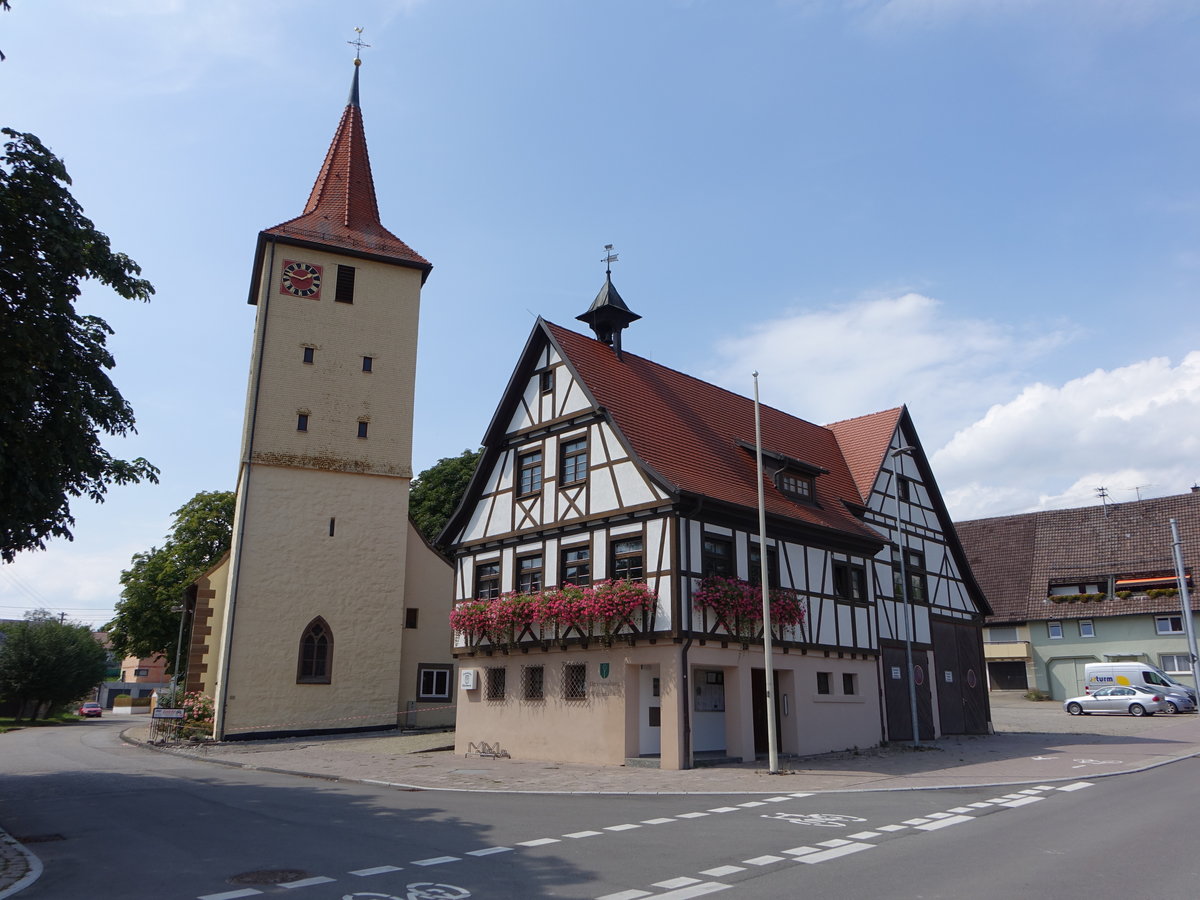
left=563, top=663, right=587, bottom=700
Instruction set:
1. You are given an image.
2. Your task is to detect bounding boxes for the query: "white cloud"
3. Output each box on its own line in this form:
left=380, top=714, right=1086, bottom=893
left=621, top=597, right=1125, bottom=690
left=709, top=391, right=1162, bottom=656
left=709, top=293, right=1200, bottom=521
left=707, top=292, right=1072, bottom=445
left=936, top=352, right=1200, bottom=519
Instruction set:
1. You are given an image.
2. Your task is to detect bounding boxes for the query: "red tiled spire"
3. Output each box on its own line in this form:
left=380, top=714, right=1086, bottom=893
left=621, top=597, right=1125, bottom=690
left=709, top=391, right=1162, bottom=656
left=262, top=62, right=430, bottom=269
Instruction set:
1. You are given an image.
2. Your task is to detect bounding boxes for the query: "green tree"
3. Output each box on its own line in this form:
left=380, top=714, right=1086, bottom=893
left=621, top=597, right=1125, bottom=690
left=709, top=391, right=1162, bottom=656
left=0, top=128, right=157, bottom=563
left=0, top=610, right=108, bottom=720
left=106, top=490, right=235, bottom=674
left=410, top=448, right=481, bottom=545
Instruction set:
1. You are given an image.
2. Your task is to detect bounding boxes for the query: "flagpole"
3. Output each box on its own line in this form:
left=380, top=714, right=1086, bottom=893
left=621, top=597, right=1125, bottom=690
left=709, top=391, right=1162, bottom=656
left=753, top=372, right=780, bottom=774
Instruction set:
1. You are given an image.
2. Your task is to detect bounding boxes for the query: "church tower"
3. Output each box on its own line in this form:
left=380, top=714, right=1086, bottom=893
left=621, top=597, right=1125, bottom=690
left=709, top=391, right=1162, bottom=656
left=213, top=57, right=432, bottom=739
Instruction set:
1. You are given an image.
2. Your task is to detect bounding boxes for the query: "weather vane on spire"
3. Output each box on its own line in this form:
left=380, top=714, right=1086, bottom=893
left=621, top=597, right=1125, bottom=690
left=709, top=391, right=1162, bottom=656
left=602, top=243, right=619, bottom=276
left=348, top=27, right=370, bottom=64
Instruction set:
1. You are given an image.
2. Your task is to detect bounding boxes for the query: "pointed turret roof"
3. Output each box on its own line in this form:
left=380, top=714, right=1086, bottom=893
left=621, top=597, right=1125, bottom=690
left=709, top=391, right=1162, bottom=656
left=258, top=61, right=430, bottom=274
left=576, top=272, right=641, bottom=358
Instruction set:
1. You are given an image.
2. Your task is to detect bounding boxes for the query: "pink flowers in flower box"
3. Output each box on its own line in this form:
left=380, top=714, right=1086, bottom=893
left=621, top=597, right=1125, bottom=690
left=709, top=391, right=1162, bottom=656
left=450, top=580, right=657, bottom=647
left=693, top=575, right=805, bottom=641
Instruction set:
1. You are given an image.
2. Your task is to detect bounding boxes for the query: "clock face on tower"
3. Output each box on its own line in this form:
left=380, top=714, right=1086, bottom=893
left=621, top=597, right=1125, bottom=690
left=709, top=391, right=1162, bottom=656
left=280, top=260, right=323, bottom=298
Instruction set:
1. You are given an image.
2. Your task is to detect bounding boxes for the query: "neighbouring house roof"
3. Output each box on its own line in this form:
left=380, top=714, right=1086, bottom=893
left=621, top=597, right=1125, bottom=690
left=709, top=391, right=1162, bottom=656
left=250, top=62, right=430, bottom=304
left=542, top=321, right=886, bottom=547
left=957, top=491, right=1200, bottom=624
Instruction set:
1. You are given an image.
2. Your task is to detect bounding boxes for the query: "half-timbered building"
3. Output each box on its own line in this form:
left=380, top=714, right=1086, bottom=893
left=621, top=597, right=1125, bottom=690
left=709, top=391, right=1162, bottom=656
left=442, top=284, right=990, bottom=768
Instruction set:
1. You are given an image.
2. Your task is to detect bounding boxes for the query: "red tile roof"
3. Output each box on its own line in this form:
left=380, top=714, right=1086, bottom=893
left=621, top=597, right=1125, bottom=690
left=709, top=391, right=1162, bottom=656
left=263, top=86, right=429, bottom=268
left=545, top=322, right=883, bottom=544
left=826, top=408, right=902, bottom=501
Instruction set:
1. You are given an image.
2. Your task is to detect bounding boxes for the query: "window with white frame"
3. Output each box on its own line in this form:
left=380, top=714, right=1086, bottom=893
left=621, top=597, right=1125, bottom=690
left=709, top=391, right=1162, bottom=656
left=1161, top=654, right=1191, bottom=674
left=1156, top=615, right=1185, bottom=635
left=1078, top=619, right=1095, bottom=638
left=417, top=664, right=452, bottom=701
left=1047, top=621, right=1063, bottom=640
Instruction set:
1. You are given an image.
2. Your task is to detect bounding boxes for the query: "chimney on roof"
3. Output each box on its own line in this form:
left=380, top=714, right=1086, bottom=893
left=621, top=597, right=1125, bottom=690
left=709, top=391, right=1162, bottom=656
left=576, top=244, right=641, bottom=360
left=1192, top=484, right=1199, bottom=493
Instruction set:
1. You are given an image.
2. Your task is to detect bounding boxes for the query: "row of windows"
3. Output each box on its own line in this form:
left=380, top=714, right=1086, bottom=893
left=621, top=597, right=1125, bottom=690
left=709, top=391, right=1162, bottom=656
left=700, top=538, right=891, bottom=606
left=701, top=536, right=779, bottom=588
left=516, top=436, right=588, bottom=496
left=485, top=663, right=588, bottom=701
left=474, top=538, right=644, bottom=598
left=816, top=671, right=859, bottom=696
left=301, top=347, right=375, bottom=372
left=296, top=414, right=371, bottom=438
left=1047, top=615, right=1185, bottom=641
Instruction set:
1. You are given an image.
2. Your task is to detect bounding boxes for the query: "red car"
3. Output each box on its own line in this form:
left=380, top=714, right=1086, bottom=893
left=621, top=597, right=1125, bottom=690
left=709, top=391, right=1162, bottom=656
left=78, top=702, right=103, bottom=718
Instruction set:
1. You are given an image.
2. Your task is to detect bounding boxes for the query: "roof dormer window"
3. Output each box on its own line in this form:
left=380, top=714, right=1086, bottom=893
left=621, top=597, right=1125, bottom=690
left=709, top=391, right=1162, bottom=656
left=777, top=471, right=814, bottom=502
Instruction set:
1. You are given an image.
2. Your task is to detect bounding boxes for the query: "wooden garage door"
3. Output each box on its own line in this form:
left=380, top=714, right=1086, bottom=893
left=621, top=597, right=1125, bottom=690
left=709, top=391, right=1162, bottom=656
left=932, top=619, right=990, bottom=735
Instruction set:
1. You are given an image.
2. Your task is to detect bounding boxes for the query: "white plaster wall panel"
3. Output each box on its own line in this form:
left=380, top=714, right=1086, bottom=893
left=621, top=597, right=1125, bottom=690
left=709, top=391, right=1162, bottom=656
left=491, top=451, right=511, bottom=493
left=612, top=460, right=656, bottom=506
left=688, top=520, right=703, bottom=571
left=248, top=253, right=422, bottom=477
left=593, top=530, right=609, bottom=579
left=544, top=537, right=560, bottom=585
left=809, top=547, right=829, bottom=594
left=597, top=423, right=627, bottom=462
left=837, top=603, right=853, bottom=644
left=879, top=599, right=898, bottom=641
left=609, top=522, right=643, bottom=537
left=501, top=546, right=516, bottom=593
left=915, top=605, right=931, bottom=644
left=815, top=599, right=837, bottom=645
left=855, top=606, right=873, bottom=649
left=650, top=573, right=672, bottom=629
left=782, top=544, right=806, bottom=591
left=220, top=467, right=409, bottom=735
left=559, top=374, right=591, bottom=416
left=591, top=464, right=619, bottom=511
left=506, top=380, right=539, bottom=432
left=705, top=524, right=733, bottom=538
left=459, top=498, right=492, bottom=544
left=646, top=518, right=667, bottom=571
left=486, top=492, right=513, bottom=539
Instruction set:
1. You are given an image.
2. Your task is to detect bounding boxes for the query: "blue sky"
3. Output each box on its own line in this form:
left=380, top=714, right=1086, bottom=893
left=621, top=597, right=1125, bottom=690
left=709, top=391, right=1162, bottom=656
left=3, top=0, right=1199, bottom=627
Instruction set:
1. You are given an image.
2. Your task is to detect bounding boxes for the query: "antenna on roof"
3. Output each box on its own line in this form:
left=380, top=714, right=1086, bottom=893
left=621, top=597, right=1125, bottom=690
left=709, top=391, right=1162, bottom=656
left=348, top=26, right=370, bottom=63
left=602, top=244, right=619, bottom=276
left=1095, top=485, right=1110, bottom=517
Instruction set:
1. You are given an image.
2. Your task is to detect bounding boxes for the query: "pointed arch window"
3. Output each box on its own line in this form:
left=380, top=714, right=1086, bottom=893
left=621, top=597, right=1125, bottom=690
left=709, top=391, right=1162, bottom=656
left=297, top=617, right=333, bottom=684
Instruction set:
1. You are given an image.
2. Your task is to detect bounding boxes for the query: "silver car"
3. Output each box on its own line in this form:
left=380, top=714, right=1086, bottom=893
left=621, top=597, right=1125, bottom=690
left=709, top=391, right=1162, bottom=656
left=1064, top=685, right=1167, bottom=717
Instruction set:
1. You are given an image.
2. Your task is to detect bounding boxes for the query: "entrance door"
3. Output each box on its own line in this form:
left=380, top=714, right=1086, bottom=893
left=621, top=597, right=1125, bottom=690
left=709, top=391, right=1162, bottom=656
left=751, top=669, right=782, bottom=755
left=932, top=620, right=990, bottom=735
left=638, top=666, right=661, bottom=756
left=881, top=645, right=934, bottom=742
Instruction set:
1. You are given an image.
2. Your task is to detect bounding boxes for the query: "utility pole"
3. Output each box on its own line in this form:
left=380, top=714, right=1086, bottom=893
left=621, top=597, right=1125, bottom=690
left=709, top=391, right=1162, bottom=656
left=1169, top=519, right=1200, bottom=697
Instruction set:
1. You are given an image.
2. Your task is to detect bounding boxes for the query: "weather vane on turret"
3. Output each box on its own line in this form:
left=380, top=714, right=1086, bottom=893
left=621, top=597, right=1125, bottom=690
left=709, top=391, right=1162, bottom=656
left=348, top=27, right=370, bottom=64
left=602, top=243, right=619, bottom=277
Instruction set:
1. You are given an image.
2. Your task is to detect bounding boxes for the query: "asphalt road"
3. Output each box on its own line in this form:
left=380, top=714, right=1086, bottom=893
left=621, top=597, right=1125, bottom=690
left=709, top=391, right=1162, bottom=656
left=4, top=713, right=1198, bottom=900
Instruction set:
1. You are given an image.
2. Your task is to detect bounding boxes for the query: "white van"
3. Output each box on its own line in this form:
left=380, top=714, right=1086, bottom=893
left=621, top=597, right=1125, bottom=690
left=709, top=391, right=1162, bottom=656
left=1083, top=662, right=1196, bottom=712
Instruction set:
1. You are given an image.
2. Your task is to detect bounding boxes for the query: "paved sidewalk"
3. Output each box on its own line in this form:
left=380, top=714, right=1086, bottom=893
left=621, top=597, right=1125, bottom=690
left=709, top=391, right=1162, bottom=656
left=6, top=696, right=1200, bottom=896
left=131, top=695, right=1200, bottom=795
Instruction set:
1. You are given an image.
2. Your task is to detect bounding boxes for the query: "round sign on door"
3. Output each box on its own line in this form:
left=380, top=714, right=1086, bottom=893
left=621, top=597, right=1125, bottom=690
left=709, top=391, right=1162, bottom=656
left=914, top=664, right=925, bottom=686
